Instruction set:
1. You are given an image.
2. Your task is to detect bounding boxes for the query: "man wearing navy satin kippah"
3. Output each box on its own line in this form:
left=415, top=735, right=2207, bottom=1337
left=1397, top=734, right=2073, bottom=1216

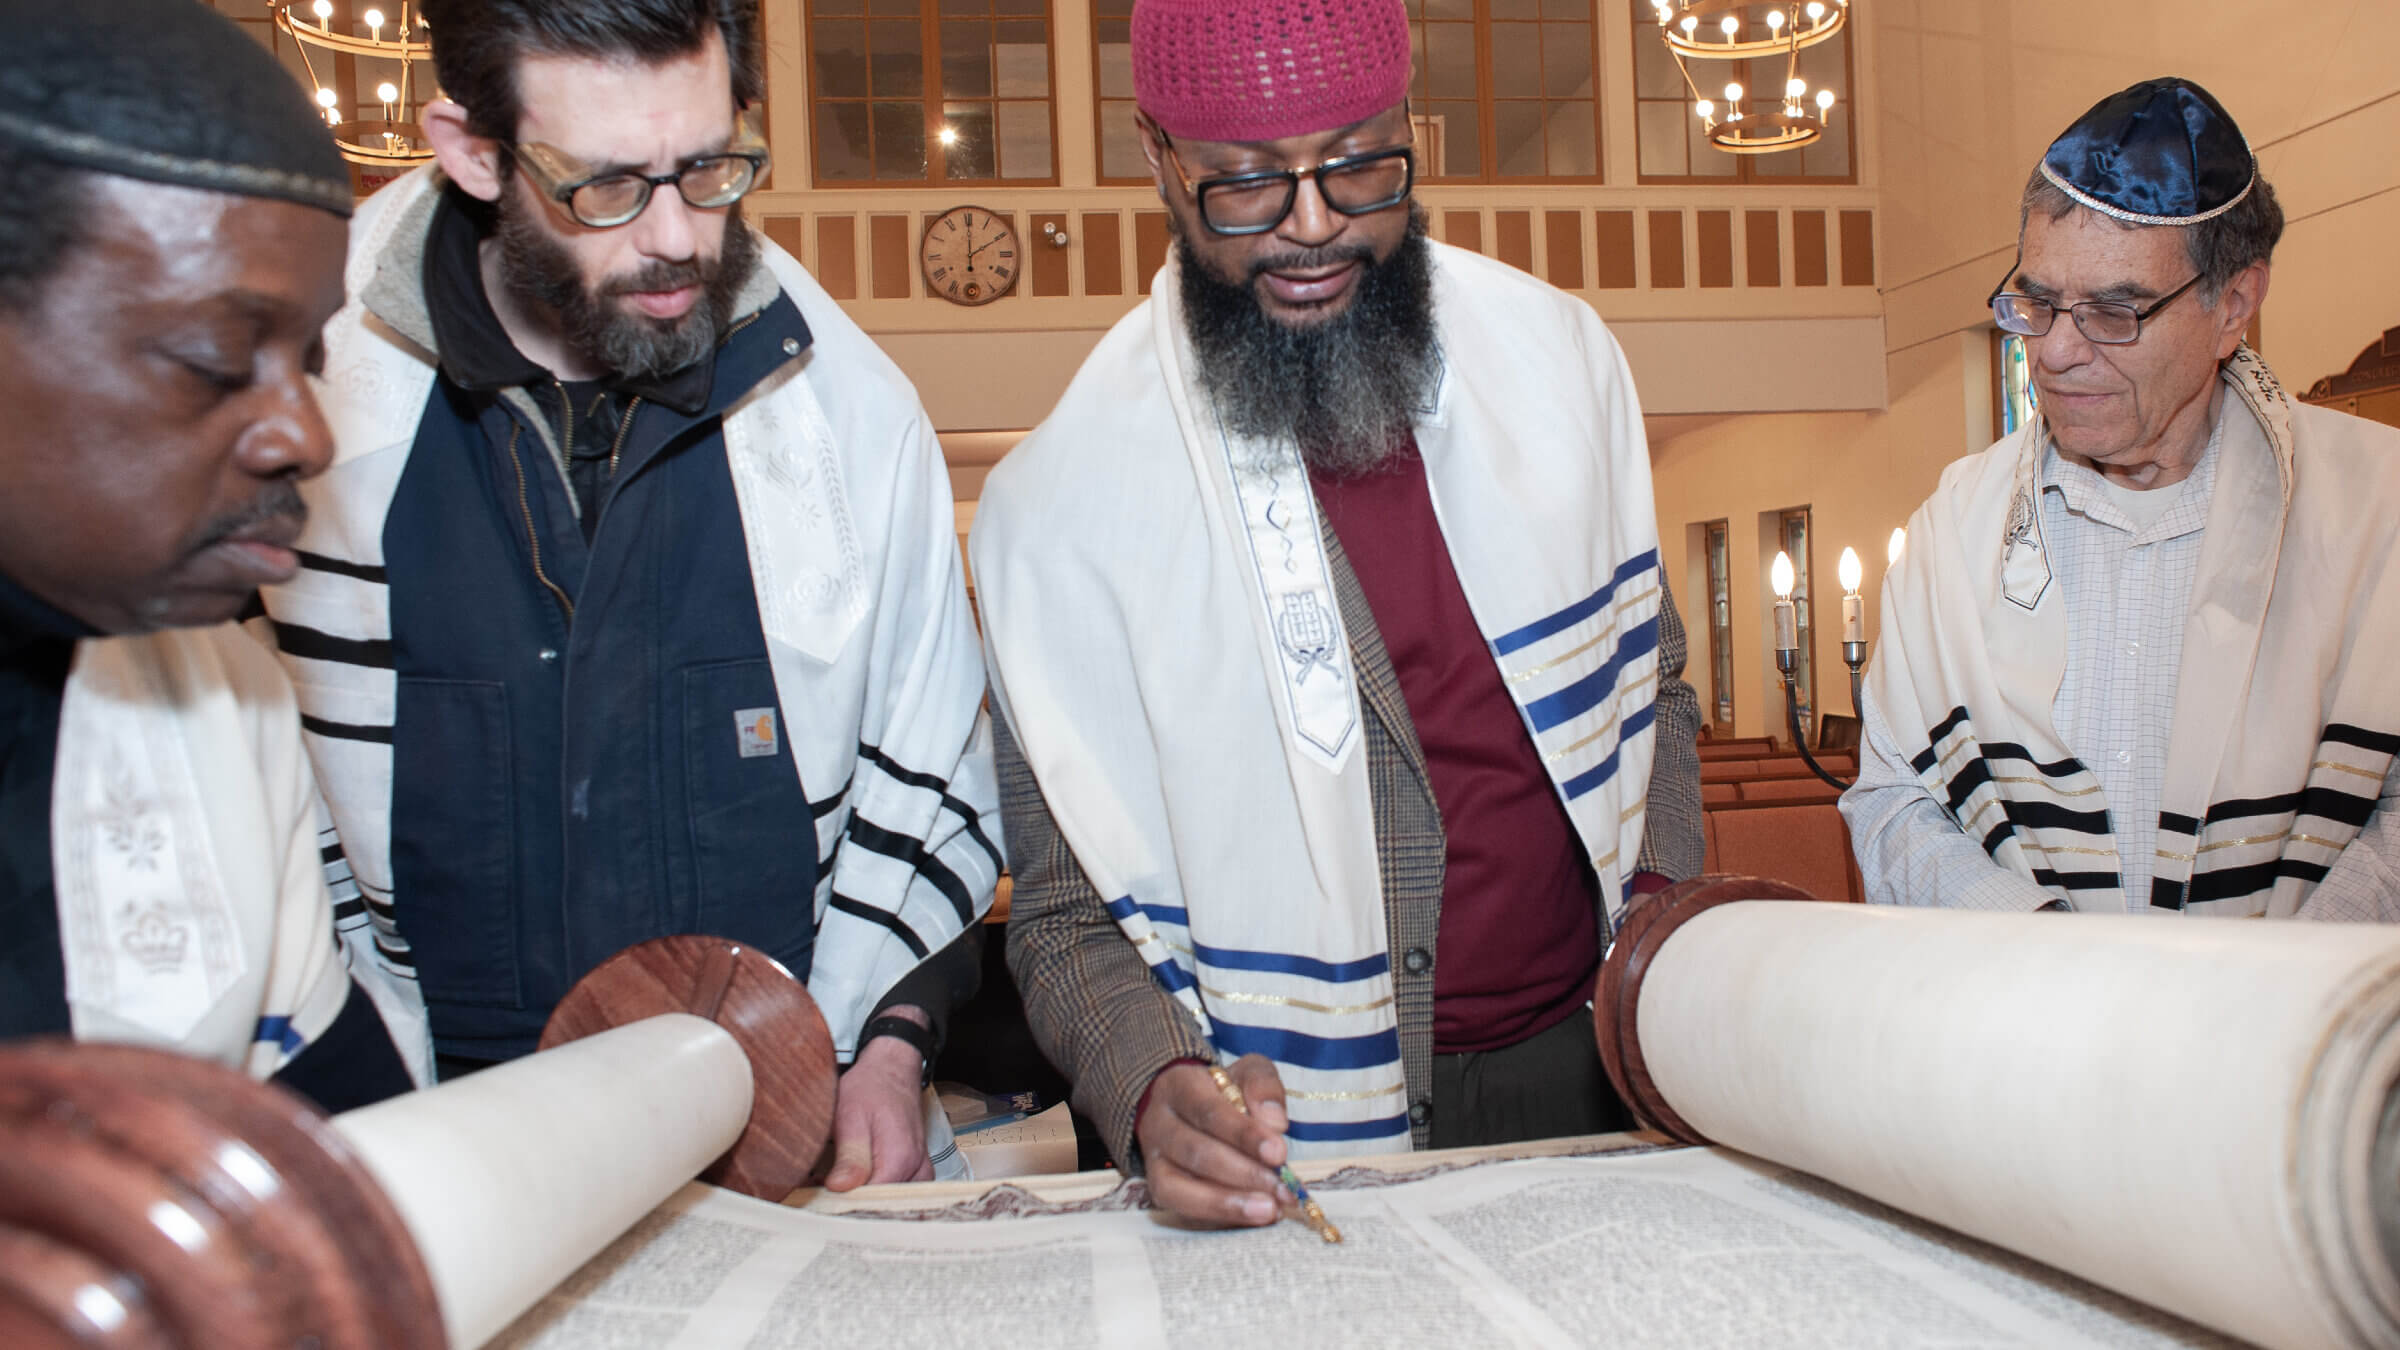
left=1845, top=77, right=2400, bottom=922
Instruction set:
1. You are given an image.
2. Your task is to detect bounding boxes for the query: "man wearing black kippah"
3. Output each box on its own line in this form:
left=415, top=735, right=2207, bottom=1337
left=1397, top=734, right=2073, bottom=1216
left=0, top=0, right=422, bottom=1110
left=260, top=0, right=1000, bottom=1189
left=1846, top=77, right=2400, bottom=922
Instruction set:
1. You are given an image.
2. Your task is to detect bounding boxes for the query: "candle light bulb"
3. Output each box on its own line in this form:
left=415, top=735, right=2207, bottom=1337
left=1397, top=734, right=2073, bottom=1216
left=376, top=81, right=399, bottom=104
left=1724, top=82, right=1744, bottom=103
left=1694, top=99, right=1714, bottom=119
left=1887, top=527, right=1907, bottom=566
left=1720, top=14, right=1740, bottom=37
left=1680, top=14, right=1698, bottom=33
left=316, top=86, right=338, bottom=108
left=364, top=6, right=383, bottom=26
left=1806, top=0, right=1825, bottom=18
left=1771, top=551, right=1795, bottom=600
left=1838, top=547, right=1862, bottom=596
left=1767, top=10, right=1785, bottom=31
left=1816, top=88, right=1837, bottom=111
left=312, top=0, right=332, bottom=19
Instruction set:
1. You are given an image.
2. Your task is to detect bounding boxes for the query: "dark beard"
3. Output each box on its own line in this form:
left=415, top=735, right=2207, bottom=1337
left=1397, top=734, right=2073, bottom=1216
left=495, top=193, right=760, bottom=382
left=1176, top=206, right=1439, bottom=478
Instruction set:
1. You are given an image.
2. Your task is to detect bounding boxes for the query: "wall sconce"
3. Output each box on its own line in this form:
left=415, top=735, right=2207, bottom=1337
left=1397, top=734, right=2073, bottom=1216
left=1042, top=220, right=1071, bottom=249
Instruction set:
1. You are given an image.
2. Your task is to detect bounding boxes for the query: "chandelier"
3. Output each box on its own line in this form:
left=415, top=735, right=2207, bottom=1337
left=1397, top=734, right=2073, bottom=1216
left=272, top=0, right=434, bottom=170
left=1650, top=0, right=1848, bottom=155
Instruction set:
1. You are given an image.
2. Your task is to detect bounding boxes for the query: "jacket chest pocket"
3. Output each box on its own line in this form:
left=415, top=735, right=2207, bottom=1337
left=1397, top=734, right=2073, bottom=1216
left=391, top=677, right=522, bottom=1008
left=681, top=659, right=818, bottom=976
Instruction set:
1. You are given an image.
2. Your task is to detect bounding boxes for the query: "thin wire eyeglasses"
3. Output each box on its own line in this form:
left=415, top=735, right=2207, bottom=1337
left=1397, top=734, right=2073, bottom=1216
left=1988, top=270, right=2205, bottom=345
left=1154, top=124, right=1416, bottom=237
left=512, top=110, right=771, bottom=230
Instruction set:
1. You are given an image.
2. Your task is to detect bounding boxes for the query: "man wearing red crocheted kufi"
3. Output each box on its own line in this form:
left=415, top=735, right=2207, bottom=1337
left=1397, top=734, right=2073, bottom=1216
left=972, top=0, right=1703, bottom=1227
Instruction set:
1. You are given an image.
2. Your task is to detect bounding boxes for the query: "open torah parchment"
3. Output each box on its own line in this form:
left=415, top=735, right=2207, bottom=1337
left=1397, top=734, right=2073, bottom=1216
left=488, top=1148, right=2241, bottom=1350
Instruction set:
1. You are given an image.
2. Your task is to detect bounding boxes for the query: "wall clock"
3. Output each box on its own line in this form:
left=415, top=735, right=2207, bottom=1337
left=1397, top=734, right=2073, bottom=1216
left=919, top=205, right=1020, bottom=307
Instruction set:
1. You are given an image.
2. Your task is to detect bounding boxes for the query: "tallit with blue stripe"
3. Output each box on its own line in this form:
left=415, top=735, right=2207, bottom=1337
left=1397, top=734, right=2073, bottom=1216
left=973, top=241, right=1662, bottom=1158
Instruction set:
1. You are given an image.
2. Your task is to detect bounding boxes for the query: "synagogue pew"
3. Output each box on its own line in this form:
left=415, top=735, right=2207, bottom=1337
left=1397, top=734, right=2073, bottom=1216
left=1698, top=799, right=1863, bottom=903
left=1735, top=776, right=1845, bottom=804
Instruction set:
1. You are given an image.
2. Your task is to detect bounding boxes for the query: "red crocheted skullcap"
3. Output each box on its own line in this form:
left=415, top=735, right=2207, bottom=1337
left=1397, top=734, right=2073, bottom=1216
left=1132, top=0, right=1412, bottom=145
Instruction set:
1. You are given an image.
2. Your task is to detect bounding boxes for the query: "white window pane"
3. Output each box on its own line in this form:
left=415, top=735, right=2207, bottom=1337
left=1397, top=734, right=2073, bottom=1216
left=1636, top=101, right=1688, bottom=177
left=998, top=100, right=1052, bottom=178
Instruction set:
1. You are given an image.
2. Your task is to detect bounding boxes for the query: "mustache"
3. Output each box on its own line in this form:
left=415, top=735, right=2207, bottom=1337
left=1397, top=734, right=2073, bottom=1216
left=604, top=258, right=708, bottom=299
left=1245, top=241, right=1377, bottom=283
left=191, top=481, right=307, bottom=551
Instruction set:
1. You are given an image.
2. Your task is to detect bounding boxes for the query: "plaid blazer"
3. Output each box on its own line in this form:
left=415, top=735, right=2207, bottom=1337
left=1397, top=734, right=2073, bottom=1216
left=998, top=519, right=1705, bottom=1170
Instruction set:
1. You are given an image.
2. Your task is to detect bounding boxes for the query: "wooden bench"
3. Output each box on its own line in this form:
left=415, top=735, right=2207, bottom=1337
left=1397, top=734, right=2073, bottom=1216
left=1701, top=798, right=1864, bottom=903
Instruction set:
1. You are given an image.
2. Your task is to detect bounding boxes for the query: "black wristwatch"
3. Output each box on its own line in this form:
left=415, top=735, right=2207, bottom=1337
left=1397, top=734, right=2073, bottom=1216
left=859, top=1014, right=937, bottom=1084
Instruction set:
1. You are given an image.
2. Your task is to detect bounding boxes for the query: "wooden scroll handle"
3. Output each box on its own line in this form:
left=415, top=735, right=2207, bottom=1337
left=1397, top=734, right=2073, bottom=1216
left=0, top=1039, right=446, bottom=1350
left=540, top=934, right=838, bottom=1200
left=1595, top=875, right=1826, bottom=1146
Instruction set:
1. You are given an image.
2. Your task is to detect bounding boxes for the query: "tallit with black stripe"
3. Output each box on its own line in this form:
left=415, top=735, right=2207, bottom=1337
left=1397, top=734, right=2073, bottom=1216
left=256, top=169, right=1001, bottom=1060
left=1868, top=347, right=2400, bottom=915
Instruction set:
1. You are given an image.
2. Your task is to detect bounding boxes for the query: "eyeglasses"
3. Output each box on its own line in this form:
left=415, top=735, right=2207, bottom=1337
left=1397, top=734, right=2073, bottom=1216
left=1988, top=271, right=2204, bottom=345
left=1155, top=125, right=1415, bottom=236
left=512, top=112, right=770, bottom=229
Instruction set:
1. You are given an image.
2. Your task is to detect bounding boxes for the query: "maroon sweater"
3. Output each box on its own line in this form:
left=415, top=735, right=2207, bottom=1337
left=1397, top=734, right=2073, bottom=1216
left=1311, top=441, right=1601, bottom=1053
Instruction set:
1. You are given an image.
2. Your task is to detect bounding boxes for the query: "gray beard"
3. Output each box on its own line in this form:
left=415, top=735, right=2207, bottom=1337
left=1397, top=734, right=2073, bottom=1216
left=1176, top=208, right=1439, bottom=478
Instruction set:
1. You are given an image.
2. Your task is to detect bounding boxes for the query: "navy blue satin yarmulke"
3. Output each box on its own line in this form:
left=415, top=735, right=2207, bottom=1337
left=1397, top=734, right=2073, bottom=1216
left=2040, top=77, right=2253, bottom=225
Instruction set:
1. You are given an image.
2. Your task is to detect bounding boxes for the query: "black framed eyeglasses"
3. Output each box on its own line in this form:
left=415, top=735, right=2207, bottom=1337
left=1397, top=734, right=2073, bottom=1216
left=1156, top=126, right=1416, bottom=237
left=1988, top=270, right=2204, bottom=345
left=512, top=111, right=770, bottom=230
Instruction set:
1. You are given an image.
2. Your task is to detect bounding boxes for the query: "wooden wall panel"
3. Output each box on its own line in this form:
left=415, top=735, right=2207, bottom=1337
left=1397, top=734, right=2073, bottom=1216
left=1082, top=212, right=1123, bottom=296
left=1495, top=210, right=1533, bottom=274
left=1444, top=210, right=1483, bottom=254
left=761, top=215, right=807, bottom=267
left=1744, top=210, right=1780, bottom=288
left=1696, top=210, right=1733, bottom=288
left=1544, top=210, right=1584, bottom=291
left=1593, top=210, right=1636, bottom=289
left=1792, top=210, right=1829, bottom=287
left=813, top=215, right=857, bottom=300
left=1648, top=210, right=1684, bottom=288
left=1133, top=211, right=1171, bottom=295
left=1840, top=209, right=1876, bottom=286
left=1029, top=213, right=1070, bottom=296
left=870, top=214, right=912, bottom=299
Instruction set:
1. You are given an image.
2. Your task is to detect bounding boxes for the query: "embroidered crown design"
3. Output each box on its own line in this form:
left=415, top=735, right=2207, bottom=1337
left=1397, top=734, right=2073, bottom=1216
left=118, top=904, right=190, bottom=974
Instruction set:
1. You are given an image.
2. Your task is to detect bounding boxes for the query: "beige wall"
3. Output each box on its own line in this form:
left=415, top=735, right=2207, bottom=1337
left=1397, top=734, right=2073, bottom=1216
left=1649, top=0, right=2400, bottom=740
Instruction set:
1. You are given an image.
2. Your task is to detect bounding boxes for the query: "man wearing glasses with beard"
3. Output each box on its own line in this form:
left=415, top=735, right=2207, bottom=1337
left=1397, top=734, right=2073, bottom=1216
left=262, top=0, right=1002, bottom=1191
left=972, top=0, right=1701, bottom=1229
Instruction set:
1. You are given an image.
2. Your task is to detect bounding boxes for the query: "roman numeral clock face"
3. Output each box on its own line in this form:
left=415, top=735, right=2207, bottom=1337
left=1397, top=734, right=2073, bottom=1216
left=919, top=206, right=1020, bottom=307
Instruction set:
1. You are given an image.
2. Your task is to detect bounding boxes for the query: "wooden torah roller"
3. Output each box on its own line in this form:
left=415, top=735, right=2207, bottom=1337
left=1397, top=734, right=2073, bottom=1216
left=1592, top=875, right=2400, bottom=1350
left=0, top=935, right=835, bottom=1350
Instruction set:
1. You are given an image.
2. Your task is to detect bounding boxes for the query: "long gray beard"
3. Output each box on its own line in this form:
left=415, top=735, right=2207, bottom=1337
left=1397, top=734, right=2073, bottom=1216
left=1177, top=209, right=1439, bottom=478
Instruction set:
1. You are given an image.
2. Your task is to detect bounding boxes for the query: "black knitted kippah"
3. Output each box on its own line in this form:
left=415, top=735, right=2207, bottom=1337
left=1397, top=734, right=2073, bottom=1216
left=0, top=0, right=351, bottom=216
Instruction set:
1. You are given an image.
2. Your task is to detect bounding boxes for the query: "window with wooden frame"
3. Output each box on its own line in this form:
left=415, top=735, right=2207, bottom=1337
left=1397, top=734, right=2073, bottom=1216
left=1096, top=1, right=1600, bottom=186
left=1408, top=0, right=1600, bottom=182
left=1630, top=10, right=1853, bottom=183
left=808, top=0, right=1057, bottom=187
left=1093, top=0, right=1144, bottom=184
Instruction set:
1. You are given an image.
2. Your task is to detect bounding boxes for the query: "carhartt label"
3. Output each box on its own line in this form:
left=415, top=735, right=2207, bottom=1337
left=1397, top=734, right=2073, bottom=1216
left=736, top=707, right=780, bottom=759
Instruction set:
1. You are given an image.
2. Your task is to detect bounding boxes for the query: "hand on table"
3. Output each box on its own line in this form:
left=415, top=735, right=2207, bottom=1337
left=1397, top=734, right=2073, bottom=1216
left=1136, top=1054, right=1291, bottom=1228
left=823, top=1033, right=935, bottom=1191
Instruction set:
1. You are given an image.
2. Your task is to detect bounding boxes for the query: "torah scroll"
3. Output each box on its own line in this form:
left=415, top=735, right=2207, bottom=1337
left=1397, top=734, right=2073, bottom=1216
left=1596, top=886, right=2400, bottom=1350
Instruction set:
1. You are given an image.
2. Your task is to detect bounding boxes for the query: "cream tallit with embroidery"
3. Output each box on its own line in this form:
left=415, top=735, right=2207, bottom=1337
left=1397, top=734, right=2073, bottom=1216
left=974, top=241, right=1663, bottom=1155
left=1867, top=348, right=2400, bottom=915
left=52, top=625, right=389, bottom=1077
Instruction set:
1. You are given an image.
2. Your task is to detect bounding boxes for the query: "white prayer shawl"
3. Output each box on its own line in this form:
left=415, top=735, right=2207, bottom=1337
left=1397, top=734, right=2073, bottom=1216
left=973, top=242, right=1663, bottom=1156
left=1869, top=348, right=2400, bottom=915
left=53, top=624, right=415, bottom=1078
left=261, top=169, right=1000, bottom=1060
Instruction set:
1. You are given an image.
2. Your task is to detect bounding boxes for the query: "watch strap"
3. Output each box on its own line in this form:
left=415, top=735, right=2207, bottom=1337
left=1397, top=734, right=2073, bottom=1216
left=859, top=1014, right=937, bottom=1084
